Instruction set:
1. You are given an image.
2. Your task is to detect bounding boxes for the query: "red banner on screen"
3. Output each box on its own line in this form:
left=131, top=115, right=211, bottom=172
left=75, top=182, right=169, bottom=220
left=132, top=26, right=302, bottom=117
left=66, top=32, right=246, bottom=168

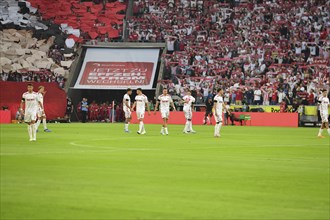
left=79, top=61, right=154, bottom=86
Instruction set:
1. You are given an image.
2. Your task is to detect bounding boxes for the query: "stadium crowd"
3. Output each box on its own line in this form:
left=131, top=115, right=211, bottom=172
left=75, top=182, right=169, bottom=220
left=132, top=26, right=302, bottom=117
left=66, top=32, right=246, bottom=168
left=128, top=0, right=329, bottom=106
left=1, top=0, right=329, bottom=125
left=0, top=70, right=67, bottom=88
left=0, top=0, right=127, bottom=88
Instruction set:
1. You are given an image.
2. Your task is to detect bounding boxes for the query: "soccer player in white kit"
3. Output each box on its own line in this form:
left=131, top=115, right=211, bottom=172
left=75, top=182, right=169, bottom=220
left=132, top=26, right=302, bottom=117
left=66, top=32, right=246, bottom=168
left=213, top=88, right=225, bottom=138
left=19, top=84, right=44, bottom=141
left=317, top=89, right=330, bottom=138
left=123, top=88, right=132, bottom=132
left=182, top=90, right=196, bottom=134
left=154, top=88, right=176, bottom=135
left=131, top=88, right=150, bottom=135
left=35, top=86, right=51, bottom=132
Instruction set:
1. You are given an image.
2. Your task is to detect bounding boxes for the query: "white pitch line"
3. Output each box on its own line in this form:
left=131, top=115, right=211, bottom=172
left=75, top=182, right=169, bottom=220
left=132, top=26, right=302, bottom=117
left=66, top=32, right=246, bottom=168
left=0, top=141, right=159, bottom=157
left=175, top=143, right=329, bottom=150
left=0, top=149, right=118, bottom=156
left=262, top=144, right=329, bottom=147
left=69, top=140, right=158, bottom=152
left=70, top=141, right=115, bottom=149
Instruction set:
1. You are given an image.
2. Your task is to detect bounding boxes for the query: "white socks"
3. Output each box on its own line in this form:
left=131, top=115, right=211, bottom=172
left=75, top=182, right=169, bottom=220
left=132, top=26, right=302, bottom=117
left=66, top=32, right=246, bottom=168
left=36, top=118, right=48, bottom=130
left=189, top=121, right=194, bottom=132
left=31, top=124, right=36, bottom=140
left=28, top=124, right=36, bottom=141
left=184, top=121, right=189, bottom=132
left=161, top=127, right=168, bottom=135
left=43, top=118, right=47, bottom=130
left=124, top=122, right=129, bottom=131
left=318, top=128, right=330, bottom=136
left=184, top=120, right=194, bottom=133
left=219, top=123, right=222, bottom=134
left=214, top=123, right=222, bottom=136
left=139, top=121, right=145, bottom=133
left=35, top=119, right=40, bottom=130
left=318, top=129, right=323, bottom=136
left=28, top=124, right=32, bottom=140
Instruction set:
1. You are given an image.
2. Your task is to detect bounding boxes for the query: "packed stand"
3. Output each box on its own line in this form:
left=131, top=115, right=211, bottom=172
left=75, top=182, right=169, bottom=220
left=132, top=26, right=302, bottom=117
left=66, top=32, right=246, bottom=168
left=26, top=0, right=127, bottom=42
left=0, top=0, right=128, bottom=87
left=128, top=0, right=330, bottom=108
left=0, top=29, right=71, bottom=88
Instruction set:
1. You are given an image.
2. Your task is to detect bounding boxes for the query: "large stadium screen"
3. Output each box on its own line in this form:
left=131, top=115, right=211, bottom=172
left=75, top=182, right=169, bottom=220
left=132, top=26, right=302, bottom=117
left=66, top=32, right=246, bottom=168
left=74, top=48, right=160, bottom=90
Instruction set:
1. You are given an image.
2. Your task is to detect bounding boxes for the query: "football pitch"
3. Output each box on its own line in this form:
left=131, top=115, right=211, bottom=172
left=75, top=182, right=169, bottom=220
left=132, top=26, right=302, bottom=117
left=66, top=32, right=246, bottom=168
left=0, top=123, right=329, bottom=220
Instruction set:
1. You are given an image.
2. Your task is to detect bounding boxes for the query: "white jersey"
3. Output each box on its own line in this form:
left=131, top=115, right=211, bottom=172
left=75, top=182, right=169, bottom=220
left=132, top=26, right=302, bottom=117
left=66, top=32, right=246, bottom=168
left=135, top=94, right=148, bottom=112
left=37, top=92, right=44, bottom=112
left=22, top=92, right=40, bottom=111
left=319, top=96, right=329, bottom=113
left=37, top=92, right=44, bottom=105
left=158, top=94, right=173, bottom=112
left=213, top=94, right=224, bottom=114
left=123, top=94, right=131, bottom=110
left=182, top=95, right=195, bottom=111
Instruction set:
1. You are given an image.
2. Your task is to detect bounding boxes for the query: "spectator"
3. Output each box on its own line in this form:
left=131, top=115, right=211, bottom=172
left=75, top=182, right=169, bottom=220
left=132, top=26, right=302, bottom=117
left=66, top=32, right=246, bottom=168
left=81, top=98, right=88, bottom=123
left=270, top=88, right=278, bottom=105
left=253, top=87, right=262, bottom=105
left=280, top=101, right=287, bottom=113
left=235, top=88, right=243, bottom=105
left=224, top=102, right=231, bottom=125
left=204, top=97, right=213, bottom=125
left=65, top=97, right=74, bottom=123
left=308, top=89, right=315, bottom=105
left=224, top=90, right=230, bottom=104
left=245, top=88, right=254, bottom=105
left=231, top=90, right=236, bottom=105
left=278, top=89, right=286, bottom=104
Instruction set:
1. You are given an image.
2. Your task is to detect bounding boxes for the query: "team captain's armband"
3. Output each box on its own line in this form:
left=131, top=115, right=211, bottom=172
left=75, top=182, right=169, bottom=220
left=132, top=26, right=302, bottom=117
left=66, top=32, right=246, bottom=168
left=213, top=100, right=218, bottom=102
left=21, top=98, right=25, bottom=102
left=126, top=99, right=129, bottom=101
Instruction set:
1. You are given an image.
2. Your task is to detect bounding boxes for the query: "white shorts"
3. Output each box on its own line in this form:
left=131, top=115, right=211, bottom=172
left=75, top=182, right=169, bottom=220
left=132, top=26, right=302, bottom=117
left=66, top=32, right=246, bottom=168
left=136, top=111, right=145, bottom=119
left=215, top=111, right=222, bottom=123
left=24, top=110, right=37, bottom=123
left=124, top=108, right=131, bottom=118
left=183, top=108, right=192, bottom=120
left=37, top=108, right=46, bottom=118
left=161, top=110, right=169, bottom=119
left=320, top=111, right=329, bottom=123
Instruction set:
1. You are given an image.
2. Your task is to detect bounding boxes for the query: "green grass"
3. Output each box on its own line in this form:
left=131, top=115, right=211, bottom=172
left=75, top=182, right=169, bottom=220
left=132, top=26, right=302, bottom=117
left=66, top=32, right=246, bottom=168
left=0, top=123, right=329, bottom=220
